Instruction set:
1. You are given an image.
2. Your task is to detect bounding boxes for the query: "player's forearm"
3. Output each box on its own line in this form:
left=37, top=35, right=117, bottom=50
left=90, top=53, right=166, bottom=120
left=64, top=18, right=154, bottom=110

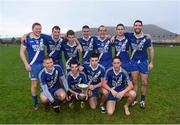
left=149, top=47, right=154, bottom=64
left=123, top=82, right=133, bottom=93
left=41, top=84, right=55, bottom=103
left=102, top=80, right=111, bottom=91
left=21, top=32, right=32, bottom=43
left=69, top=89, right=78, bottom=95
left=20, top=45, right=28, bottom=66
left=94, top=82, right=102, bottom=89
left=60, top=76, right=69, bottom=91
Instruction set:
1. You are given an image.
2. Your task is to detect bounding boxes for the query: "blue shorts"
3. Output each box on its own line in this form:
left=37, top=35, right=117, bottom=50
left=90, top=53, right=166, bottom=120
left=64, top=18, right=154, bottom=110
left=49, top=84, right=61, bottom=95
left=130, top=60, right=148, bottom=74
left=121, top=61, right=132, bottom=73
left=29, top=63, right=43, bottom=80
left=108, top=87, right=125, bottom=101
left=91, top=88, right=99, bottom=97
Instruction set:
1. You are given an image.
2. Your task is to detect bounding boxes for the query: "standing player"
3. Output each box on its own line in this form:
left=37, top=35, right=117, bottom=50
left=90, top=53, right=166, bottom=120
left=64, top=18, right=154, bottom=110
left=113, top=24, right=131, bottom=73
left=62, top=30, right=82, bottom=73
left=128, top=20, right=154, bottom=108
left=103, top=57, right=136, bottom=115
left=20, top=22, right=45, bottom=110
left=94, top=25, right=113, bottom=70
left=78, top=25, right=97, bottom=64
left=66, top=59, right=88, bottom=108
left=82, top=53, right=106, bottom=113
left=39, top=56, right=68, bottom=112
left=43, top=26, right=66, bottom=71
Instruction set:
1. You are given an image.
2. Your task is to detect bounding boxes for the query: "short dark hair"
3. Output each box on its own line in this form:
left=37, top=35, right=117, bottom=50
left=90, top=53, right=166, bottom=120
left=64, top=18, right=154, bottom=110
left=116, top=24, right=125, bottom=30
left=66, top=30, right=75, bottom=36
left=112, top=56, right=121, bottom=62
left=134, top=20, right=143, bottom=26
left=98, top=25, right=107, bottom=32
left=52, top=25, right=60, bottom=32
left=90, top=52, right=99, bottom=59
left=70, top=59, right=79, bottom=67
left=82, top=25, right=90, bottom=29
left=32, top=22, right=41, bottom=29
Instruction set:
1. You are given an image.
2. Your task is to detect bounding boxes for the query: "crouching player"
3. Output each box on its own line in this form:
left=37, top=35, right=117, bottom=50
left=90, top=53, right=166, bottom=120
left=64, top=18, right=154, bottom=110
left=39, top=56, right=69, bottom=113
left=102, top=57, right=136, bottom=116
left=81, top=53, right=106, bottom=113
left=66, top=59, right=88, bottom=108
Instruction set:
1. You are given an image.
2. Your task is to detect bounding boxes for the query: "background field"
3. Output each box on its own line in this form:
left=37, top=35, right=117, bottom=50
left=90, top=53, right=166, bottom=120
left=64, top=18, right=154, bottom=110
left=0, top=45, right=179, bottom=124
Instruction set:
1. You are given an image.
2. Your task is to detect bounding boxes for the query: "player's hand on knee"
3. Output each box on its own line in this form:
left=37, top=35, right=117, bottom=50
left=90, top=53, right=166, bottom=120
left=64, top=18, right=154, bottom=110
left=110, top=88, right=118, bottom=97
left=116, top=91, right=125, bottom=99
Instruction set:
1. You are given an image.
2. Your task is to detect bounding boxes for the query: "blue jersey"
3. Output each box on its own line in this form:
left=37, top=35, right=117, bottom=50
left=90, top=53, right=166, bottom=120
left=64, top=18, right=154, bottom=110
left=94, top=37, right=112, bottom=69
left=126, top=33, right=152, bottom=62
left=104, top=67, right=130, bottom=90
left=23, top=34, right=45, bottom=65
left=83, top=63, right=105, bottom=85
left=39, top=65, right=64, bottom=91
left=42, top=34, right=65, bottom=63
left=62, top=42, right=79, bottom=63
left=78, top=36, right=97, bottom=64
left=66, top=71, right=87, bottom=93
left=113, top=37, right=130, bottom=63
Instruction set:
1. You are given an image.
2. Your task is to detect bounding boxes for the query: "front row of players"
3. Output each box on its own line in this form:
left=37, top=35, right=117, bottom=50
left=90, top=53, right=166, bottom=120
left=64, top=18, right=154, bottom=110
left=39, top=53, right=136, bottom=115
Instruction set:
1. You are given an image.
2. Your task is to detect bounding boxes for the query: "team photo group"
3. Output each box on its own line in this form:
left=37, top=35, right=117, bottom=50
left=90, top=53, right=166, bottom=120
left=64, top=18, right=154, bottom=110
left=19, top=20, right=154, bottom=116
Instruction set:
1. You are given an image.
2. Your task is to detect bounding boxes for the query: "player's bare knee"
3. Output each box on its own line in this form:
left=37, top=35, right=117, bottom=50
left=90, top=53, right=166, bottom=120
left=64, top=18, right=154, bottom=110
left=129, top=90, right=136, bottom=98
left=132, top=79, right=138, bottom=84
left=40, top=93, right=48, bottom=104
left=142, top=82, right=148, bottom=87
left=102, top=88, right=109, bottom=96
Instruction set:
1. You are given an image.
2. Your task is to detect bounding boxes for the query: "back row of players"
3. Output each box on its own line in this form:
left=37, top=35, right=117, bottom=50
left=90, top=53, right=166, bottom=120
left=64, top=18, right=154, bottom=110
left=20, top=20, right=154, bottom=115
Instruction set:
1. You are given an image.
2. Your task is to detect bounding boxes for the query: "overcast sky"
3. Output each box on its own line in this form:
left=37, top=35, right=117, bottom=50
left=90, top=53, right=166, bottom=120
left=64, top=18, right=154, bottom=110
left=0, top=0, right=179, bottom=38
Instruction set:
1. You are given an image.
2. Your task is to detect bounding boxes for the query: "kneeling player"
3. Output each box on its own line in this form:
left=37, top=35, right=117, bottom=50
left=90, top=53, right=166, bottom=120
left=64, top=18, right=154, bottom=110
left=66, top=59, right=88, bottom=108
left=102, top=57, right=136, bottom=116
left=39, top=56, right=69, bottom=113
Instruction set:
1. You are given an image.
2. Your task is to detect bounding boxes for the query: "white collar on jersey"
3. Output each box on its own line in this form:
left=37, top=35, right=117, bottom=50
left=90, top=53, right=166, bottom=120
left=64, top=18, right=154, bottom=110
left=70, top=71, right=80, bottom=79
left=83, top=36, right=91, bottom=41
left=67, top=41, right=76, bottom=47
left=133, top=32, right=145, bottom=39
left=51, top=35, right=62, bottom=42
left=90, top=64, right=99, bottom=71
left=113, top=67, right=122, bottom=76
left=30, top=34, right=41, bottom=39
left=116, top=36, right=126, bottom=41
left=45, top=67, right=55, bottom=75
left=97, top=36, right=107, bottom=42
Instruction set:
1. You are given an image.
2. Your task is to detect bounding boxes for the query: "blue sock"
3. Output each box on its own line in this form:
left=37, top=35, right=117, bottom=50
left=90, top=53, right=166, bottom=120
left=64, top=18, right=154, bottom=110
left=32, top=96, right=38, bottom=106
left=141, top=95, right=145, bottom=101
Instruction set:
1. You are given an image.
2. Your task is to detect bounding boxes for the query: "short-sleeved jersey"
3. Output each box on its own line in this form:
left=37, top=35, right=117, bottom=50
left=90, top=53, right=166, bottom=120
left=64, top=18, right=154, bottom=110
left=113, top=37, right=130, bottom=63
left=104, top=67, right=131, bottom=90
left=126, top=33, right=152, bottom=62
left=66, top=71, right=87, bottom=92
left=39, top=65, right=64, bottom=91
left=78, top=36, right=97, bottom=64
left=42, top=34, right=65, bottom=63
left=23, top=34, right=45, bottom=65
left=62, top=42, right=79, bottom=63
left=94, top=37, right=112, bottom=69
left=83, top=63, right=105, bottom=85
